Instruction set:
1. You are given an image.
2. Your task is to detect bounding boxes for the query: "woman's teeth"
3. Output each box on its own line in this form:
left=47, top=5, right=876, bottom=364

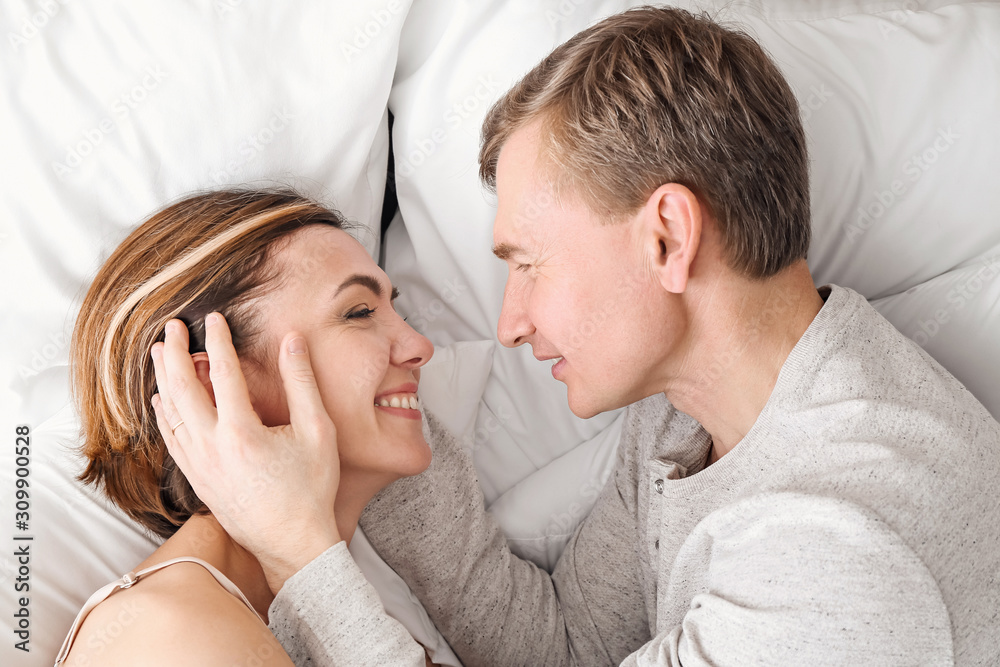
left=376, top=394, right=420, bottom=410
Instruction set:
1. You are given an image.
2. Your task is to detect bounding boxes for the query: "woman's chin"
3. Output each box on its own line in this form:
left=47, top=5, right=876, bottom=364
left=397, top=437, right=433, bottom=477
left=356, top=435, right=432, bottom=481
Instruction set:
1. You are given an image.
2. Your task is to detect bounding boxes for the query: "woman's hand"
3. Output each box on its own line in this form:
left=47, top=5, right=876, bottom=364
left=150, top=313, right=341, bottom=594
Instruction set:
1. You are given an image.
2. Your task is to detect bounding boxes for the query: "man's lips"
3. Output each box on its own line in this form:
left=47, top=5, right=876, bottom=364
left=533, top=354, right=566, bottom=380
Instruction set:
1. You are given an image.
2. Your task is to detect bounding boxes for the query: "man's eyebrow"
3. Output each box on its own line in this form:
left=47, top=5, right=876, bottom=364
left=492, top=243, right=524, bottom=260
left=334, top=274, right=384, bottom=298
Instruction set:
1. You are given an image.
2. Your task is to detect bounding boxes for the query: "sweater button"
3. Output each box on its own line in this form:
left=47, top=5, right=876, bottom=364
left=654, top=479, right=664, bottom=494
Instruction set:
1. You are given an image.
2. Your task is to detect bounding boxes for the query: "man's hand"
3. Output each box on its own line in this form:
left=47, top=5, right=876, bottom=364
left=150, top=313, right=341, bottom=593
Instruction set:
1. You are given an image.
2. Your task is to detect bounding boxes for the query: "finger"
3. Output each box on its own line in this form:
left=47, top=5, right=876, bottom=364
left=151, top=393, right=188, bottom=467
left=151, top=343, right=183, bottom=432
left=161, top=319, right=218, bottom=432
left=278, top=333, right=335, bottom=441
left=203, top=313, right=259, bottom=425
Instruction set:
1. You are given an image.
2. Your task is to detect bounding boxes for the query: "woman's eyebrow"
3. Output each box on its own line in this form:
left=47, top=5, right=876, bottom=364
left=334, top=274, right=385, bottom=298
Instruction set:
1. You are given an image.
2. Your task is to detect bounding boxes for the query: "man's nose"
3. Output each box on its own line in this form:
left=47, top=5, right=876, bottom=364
left=497, top=281, right=534, bottom=348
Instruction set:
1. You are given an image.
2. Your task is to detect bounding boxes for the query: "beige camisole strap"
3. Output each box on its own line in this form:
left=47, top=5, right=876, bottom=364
left=53, top=556, right=263, bottom=665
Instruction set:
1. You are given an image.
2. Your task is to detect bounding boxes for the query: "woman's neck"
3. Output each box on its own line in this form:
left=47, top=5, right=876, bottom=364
left=138, top=472, right=394, bottom=620
left=140, top=513, right=275, bottom=620
left=334, top=469, right=397, bottom=547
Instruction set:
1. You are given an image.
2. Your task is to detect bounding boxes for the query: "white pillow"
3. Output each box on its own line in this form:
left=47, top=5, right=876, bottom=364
left=0, top=2, right=413, bottom=663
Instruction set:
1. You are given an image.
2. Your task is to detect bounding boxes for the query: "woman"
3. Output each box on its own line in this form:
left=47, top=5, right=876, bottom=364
left=57, top=188, right=437, bottom=665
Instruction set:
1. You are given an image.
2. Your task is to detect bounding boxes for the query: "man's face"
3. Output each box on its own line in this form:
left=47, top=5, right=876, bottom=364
left=492, top=122, right=682, bottom=418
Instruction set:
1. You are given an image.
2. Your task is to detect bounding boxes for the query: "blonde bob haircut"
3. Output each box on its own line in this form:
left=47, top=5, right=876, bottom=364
left=480, top=6, right=811, bottom=279
left=71, top=188, right=349, bottom=538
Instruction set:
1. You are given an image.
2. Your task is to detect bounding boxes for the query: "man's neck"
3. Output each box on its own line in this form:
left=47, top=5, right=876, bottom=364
left=664, top=262, right=824, bottom=459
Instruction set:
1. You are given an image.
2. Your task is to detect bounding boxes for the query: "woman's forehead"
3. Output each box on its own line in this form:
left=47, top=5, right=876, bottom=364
left=275, top=224, right=376, bottom=280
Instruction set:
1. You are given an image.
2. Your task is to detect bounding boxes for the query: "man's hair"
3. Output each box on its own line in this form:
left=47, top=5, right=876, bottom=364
left=71, top=188, right=348, bottom=538
left=479, top=6, right=810, bottom=279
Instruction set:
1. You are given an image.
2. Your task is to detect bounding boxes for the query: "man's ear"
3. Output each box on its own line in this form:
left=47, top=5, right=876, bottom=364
left=191, top=352, right=217, bottom=407
left=640, top=183, right=702, bottom=294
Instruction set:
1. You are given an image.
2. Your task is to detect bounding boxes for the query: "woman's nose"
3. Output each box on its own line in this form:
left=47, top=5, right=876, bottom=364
left=392, top=315, right=434, bottom=369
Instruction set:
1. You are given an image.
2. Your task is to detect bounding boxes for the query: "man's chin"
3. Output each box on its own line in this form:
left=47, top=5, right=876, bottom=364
left=566, top=382, right=648, bottom=418
left=566, top=391, right=614, bottom=420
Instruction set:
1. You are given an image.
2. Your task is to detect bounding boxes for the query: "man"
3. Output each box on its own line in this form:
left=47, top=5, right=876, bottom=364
left=156, top=7, right=1000, bottom=665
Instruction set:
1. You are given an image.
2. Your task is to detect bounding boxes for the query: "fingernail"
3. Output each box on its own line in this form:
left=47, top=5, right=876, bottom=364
left=151, top=394, right=161, bottom=408
left=166, top=320, right=180, bottom=335
left=151, top=345, right=161, bottom=360
left=288, top=336, right=306, bottom=355
left=206, top=313, right=218, bottom=327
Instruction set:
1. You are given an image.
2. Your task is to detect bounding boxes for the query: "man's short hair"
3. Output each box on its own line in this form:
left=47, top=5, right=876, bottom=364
left=480, top=6, right=811, bottom=279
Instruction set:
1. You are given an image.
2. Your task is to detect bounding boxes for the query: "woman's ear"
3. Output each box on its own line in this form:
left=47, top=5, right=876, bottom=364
left=190, top=352, right=217, bottom=407
left=641, top=183, right=702, bottom=294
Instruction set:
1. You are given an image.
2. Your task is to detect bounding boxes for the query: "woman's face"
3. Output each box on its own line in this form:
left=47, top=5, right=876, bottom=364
left=246, top=224, right=434, bottom=483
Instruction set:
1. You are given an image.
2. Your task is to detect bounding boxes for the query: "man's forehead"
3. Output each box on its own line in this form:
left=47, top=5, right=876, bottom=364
left=494, top=185, right=557, bottom=259
left=492, top=198, right=541, bottom=261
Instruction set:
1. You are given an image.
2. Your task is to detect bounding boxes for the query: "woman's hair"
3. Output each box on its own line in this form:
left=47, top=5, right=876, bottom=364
left=71, top=188, right=349, bottom=538
left=479, top=6, right=810, bottom=279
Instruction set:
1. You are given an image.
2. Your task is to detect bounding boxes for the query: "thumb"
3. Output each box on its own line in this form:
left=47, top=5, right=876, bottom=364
left=278, top=334, right=335, bottom=440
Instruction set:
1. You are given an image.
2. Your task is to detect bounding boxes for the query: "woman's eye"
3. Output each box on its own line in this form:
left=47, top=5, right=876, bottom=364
left=516, top=263, right=531, bottom=273
left=346, top=307, right=377, bottom=320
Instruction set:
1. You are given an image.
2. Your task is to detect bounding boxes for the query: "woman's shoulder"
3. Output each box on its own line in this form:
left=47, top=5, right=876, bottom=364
left=63, top=561, right=292, bottom=666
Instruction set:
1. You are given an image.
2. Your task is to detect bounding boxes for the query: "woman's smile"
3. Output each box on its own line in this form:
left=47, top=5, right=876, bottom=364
left=375, top=383, right=422, bottom=419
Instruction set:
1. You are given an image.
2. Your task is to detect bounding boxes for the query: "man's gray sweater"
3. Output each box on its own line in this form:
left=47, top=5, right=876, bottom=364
left=270, top=285, right=1000, bottom=665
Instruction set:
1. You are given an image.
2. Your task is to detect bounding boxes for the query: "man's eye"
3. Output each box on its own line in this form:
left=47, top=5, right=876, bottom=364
left=346, top=307, right=377, bottom=320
